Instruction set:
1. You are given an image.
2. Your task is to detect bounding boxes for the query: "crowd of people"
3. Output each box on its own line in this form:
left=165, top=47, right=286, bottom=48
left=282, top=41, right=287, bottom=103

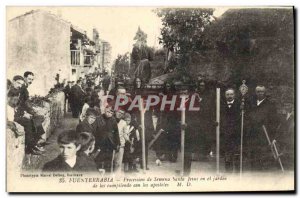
left=7, top=70, right=294, bottom=176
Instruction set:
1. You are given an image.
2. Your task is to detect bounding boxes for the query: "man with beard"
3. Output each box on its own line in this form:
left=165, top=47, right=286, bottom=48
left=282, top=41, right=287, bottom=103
left=220, top=88, right=241, bottom=173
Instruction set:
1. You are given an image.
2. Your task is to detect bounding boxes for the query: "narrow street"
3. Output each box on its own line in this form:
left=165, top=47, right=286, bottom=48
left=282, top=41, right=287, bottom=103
left=29, top=111, right=219, bottom=177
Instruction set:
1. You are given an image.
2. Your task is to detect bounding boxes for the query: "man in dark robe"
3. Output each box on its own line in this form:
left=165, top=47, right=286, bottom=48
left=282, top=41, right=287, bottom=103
left=220, top=88, right=241, bottom=173
left=64, top=81, right=72, bottom=112
left=275, top=103, right=294, bottom=170
left=245, top=85, right=279, bottom=171
left=193, top=80, right=215, bottom=160
left=70, top=80, right=86, bottom=118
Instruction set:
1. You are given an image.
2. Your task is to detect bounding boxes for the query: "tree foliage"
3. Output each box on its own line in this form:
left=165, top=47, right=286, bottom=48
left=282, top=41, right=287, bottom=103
left=155, top=8, right=214, bottom=71
left=203, top=8, right=294, bottom=86
left=156, top=8, right=294, bottom=89
left=114, top=53, right=130, bottom=75
left=133, top=26, right=148, bottom=48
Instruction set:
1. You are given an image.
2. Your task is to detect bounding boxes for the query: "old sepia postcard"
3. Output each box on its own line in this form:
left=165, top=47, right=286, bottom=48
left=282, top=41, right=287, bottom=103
left=6, top=6, right=295, bottom=192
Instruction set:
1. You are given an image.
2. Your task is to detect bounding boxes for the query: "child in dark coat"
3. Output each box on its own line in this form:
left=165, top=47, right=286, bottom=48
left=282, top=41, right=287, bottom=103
left=42, top=130, right=98, bottom=172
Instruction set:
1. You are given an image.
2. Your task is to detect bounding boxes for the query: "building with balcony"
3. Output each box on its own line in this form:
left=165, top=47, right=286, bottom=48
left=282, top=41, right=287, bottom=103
left=7, top=9, right=110, bottom=96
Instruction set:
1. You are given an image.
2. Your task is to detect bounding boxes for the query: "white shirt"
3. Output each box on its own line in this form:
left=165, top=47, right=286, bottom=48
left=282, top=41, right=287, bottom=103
left=227, top=100, right=235, bottom=104
left=257, top=98, right=266, bottom=106
left=65, top=156, right=77, bottom=168
left=79, top=103, right=90, bottom=121
left=227, top=100, right=234, bottom=108
left=118, top=119, right=128, bottom=147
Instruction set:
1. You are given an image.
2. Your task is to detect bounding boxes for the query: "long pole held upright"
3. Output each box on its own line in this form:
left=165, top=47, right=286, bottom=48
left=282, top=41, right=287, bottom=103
left=240, top=103, right=245, bottom=178
left=239, top=80, right=248, bottom=178
left=139, top=97, right=146, bottom=173
left=180, top=102, right=186, bottom=177
left=216, top=88, right=221, bottom=174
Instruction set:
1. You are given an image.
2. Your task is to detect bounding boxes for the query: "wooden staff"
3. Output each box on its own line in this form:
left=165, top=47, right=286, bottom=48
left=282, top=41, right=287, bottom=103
left=239, top=80, right=248, bottom=178
left=111, top=150, right=115, bottom=173
left=139, top=97, right=146, bottom=172
left=262, top=125, right=284, bottom=172
left=216, top=88, right=220, bottom=174
left=65, top=99, right=68, bottom=115
left=180, top=103, right=186, bottom=177
left=240, top=102, right=245, bottom=177
left=148, top=129, right=164, bottom=149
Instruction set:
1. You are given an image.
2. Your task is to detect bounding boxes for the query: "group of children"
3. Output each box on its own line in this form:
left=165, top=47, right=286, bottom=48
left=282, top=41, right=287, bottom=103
left=43, top=106, right=142, bottom=174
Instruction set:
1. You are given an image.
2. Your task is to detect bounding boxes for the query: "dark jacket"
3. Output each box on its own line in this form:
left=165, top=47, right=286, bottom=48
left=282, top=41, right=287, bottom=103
left=76, top=119, right=97, bottom=135
left=194, top=91, right=215, bottom=132
left=19, top=85, right=29, bottom=106
left=276, top=112, right=294, bottom=153
left=96, top=115, right=120, bottom=151
left=220, top=100, right=241, bottom=136
left=69, top=84, right=86, bottom=105
left=42, top=153, right=98, bottom=172
left=17, top=84, right=35, bottom=116
left=64, top=85, right=71, bottom=99
left=220, top=99, right=241, bottom=154
left=246, top=97, right=279, bottom=140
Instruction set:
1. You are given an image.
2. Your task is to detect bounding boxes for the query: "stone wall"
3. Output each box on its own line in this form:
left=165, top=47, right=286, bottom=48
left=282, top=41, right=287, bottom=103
left=8, top=91, right=65, bottom=171
left=31, top=91, right=65, bottom=139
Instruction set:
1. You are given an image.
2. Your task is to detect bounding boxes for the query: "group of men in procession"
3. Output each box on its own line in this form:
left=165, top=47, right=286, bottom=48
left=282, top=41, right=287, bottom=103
left=7, top=70, right=294, bottom=176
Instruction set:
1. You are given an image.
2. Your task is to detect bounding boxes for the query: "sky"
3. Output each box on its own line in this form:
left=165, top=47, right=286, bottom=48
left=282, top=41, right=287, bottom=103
left=7, top=7, right=227, bottom=61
